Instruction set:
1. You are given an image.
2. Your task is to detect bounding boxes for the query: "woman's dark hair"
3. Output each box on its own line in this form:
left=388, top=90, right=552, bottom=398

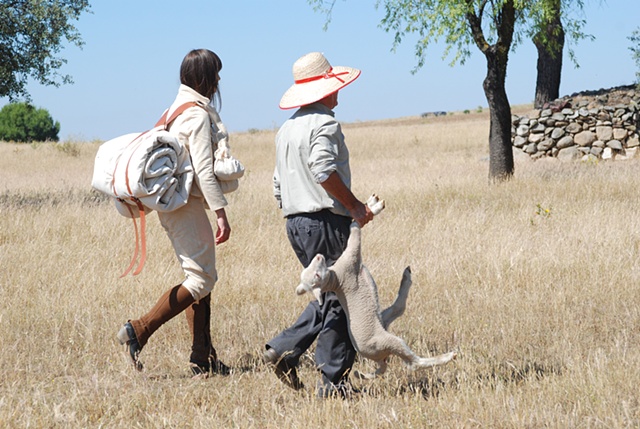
left=180, top=49, right=223, bottom=108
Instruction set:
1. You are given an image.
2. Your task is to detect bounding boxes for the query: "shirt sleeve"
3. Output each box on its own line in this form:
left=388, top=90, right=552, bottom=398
left=183, top=109, right=228, bottom=210
left=307, top=119, right=341, bottom=184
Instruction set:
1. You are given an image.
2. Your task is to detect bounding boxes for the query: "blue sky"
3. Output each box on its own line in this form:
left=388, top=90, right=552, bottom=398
left=2, top=0, right=638, bottom=141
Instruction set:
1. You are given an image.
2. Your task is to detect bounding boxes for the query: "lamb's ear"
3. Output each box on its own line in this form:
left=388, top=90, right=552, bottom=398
left=295, top=282, right=323, bottom=306
left=296, top=282, right=311, bottom=296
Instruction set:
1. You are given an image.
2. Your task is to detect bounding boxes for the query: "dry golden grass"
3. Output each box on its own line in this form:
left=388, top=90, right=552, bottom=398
left=1, top=110, right=639, bottom=428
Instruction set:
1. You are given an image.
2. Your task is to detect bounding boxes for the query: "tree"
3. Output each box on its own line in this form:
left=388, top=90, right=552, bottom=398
left=0, top=0, right=91, bottom=101
left=309, top=0, right=590, bottom=181
left=311, top=0, right=521, bottom=181
left=528, top=0, right=591, bottom=108
left=531, top=0, right=564, bottom=108
left=629, top=27, right=640, bottom=87
left=464, top=1, right=517, bottom=181
left=0, top=102, right=60, bottom=142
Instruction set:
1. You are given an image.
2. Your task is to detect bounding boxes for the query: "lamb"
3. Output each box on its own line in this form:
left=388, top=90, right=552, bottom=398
left=296, top=195, right=457, bottom=379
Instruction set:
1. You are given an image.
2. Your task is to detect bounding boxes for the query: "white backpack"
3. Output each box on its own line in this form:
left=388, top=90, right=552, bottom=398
left=92, top=103, right=244, bottom=277
left=92, top=102, right=198, bottom=276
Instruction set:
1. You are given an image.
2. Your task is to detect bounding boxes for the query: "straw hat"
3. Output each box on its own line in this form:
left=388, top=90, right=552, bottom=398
left=279, top=52, right=361, bottom=109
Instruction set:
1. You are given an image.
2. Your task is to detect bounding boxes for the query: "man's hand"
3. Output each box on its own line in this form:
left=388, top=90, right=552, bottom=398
left=319, top=172, right=376, bottom=228
left=350, top=201, right=374, bottom=228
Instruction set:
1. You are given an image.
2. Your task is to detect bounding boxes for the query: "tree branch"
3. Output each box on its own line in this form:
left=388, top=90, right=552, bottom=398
left=466, top=0, right=489, bottom=53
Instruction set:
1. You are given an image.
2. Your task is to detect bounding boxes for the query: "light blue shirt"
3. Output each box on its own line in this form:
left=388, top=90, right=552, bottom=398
left=273, top=103, right=351, bottom=218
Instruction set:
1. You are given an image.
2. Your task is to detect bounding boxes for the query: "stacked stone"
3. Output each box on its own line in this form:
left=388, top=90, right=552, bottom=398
left=511, top=86, right=640, bottom=162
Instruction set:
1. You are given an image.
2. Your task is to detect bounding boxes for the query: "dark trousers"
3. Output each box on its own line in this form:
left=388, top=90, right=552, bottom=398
left=266, top=210, right=356, bottom=385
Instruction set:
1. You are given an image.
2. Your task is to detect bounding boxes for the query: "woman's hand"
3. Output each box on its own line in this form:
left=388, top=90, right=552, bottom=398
left=214, top=208, right=231, bottom=244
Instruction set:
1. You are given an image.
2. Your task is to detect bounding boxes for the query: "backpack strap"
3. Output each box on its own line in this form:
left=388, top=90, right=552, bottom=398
left=155, top=101, right=201, bottom=129
left=119, top=198, right=147, bottom=278
left=118, top=101, right=202, bottom=278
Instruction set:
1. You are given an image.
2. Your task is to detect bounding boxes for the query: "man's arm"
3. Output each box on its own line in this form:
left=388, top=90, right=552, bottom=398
left=273, top=166, right=282, bottom=209
left=320, top=172, right=373, bottom=227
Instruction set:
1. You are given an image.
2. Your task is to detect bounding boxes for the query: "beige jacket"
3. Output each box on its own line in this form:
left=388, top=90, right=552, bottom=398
left=166, top=84, right=227, bottom=211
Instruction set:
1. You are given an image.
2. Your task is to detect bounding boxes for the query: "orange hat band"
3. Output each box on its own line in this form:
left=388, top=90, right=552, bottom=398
left=294, top=67, right=349, bottom=85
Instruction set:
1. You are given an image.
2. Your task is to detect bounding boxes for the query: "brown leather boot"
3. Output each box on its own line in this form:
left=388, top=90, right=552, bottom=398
left=185, top=294, right=230, bottom=377
left=129, top=284, right=195, bottom=348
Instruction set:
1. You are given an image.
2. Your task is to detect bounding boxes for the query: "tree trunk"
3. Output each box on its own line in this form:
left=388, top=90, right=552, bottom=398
left=466, top=0, right=516, bottom=182
left=483, top=48, right=514, bottom=182
left=533, top=2, right=565, bottom=108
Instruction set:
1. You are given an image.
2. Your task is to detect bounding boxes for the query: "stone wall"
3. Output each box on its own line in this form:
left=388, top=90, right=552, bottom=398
left=511, top=86, right=640, bottom=162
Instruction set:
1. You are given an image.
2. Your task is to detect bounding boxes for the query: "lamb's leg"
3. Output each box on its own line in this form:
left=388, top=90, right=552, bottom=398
left=410, top=351, right=457, bottom=370
left=381, top=266, right=412, bottom=330
left=379, top=332, right=457, bottom=372
left=353, top=335, right=456, bottom=380
left=353, top=359, right=389, bottom=380
left=366, top=194, right=385, bottom=215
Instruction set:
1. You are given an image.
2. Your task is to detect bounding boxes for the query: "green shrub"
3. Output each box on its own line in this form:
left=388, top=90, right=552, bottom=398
left=0, top=103, right=60, bottom=142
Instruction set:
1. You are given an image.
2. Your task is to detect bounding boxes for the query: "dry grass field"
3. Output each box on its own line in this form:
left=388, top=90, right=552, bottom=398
left=1, top=109, right=639, bottom=428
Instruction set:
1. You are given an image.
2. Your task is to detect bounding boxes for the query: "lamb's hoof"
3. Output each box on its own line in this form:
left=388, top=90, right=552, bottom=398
left=444, top=351, right=458, bottom=364
left=367, top=194, right=385, bottom=215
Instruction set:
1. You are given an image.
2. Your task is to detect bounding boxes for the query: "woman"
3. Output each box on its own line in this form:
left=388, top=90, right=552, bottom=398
left=117, top=49, right=231, bottom=377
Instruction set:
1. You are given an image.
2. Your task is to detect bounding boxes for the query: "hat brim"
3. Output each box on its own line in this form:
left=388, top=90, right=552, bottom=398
left=279, top=66, right=361, bottom=110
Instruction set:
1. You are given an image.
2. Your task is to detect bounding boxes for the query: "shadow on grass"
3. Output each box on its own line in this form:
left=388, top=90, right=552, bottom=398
left=148, top=352, right=563, bottom=401
left=355, top=357, right=564, bottom=400
left=478, top=359, right=564, bottom=387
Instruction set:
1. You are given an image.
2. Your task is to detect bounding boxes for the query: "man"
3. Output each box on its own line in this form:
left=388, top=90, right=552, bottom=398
left=263, top=52, right=374, bottom=398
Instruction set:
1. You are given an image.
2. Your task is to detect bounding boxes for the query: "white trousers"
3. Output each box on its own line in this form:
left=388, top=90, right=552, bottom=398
left=158, top=196, right=217, bottom=301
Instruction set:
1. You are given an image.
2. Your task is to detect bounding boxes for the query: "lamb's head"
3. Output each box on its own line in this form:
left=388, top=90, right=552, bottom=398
left=296, top=254, right=330, bottom=306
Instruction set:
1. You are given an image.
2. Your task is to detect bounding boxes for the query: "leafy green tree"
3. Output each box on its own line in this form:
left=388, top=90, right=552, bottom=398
left=311, top=0, right=520, bottom=180
left=0, top=0, right=90, bottom=101
left=0, top=102, right=60, bottom=142
left=309, top=0, right=593, bottom=180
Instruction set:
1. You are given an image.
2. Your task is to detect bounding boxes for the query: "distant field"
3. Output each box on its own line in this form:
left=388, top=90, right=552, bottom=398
left=1, top=109, right=639, bottom=428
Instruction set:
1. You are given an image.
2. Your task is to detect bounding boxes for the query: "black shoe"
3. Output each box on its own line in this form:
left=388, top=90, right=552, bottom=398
left=316, top=380, right=360, bottom=400
left=211, top=359, right=231, bottom=376
left=263, top=348, right=304, bottom=390
left=117, top=322, right=143, bottom=371
left=190, top=358, right=232, bottom=378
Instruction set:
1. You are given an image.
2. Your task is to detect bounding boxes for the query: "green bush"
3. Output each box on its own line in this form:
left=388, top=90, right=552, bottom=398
left=0, top=103, right=60, bottom=142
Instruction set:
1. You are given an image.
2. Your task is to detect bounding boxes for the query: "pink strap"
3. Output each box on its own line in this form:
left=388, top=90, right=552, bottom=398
left=117, top=102, right=201, bottom=277
left=119, top=199, right=147, bottom=277
left=155, top=101, right=200, bottom=129
left=119, top=201, right=140, bottom=277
